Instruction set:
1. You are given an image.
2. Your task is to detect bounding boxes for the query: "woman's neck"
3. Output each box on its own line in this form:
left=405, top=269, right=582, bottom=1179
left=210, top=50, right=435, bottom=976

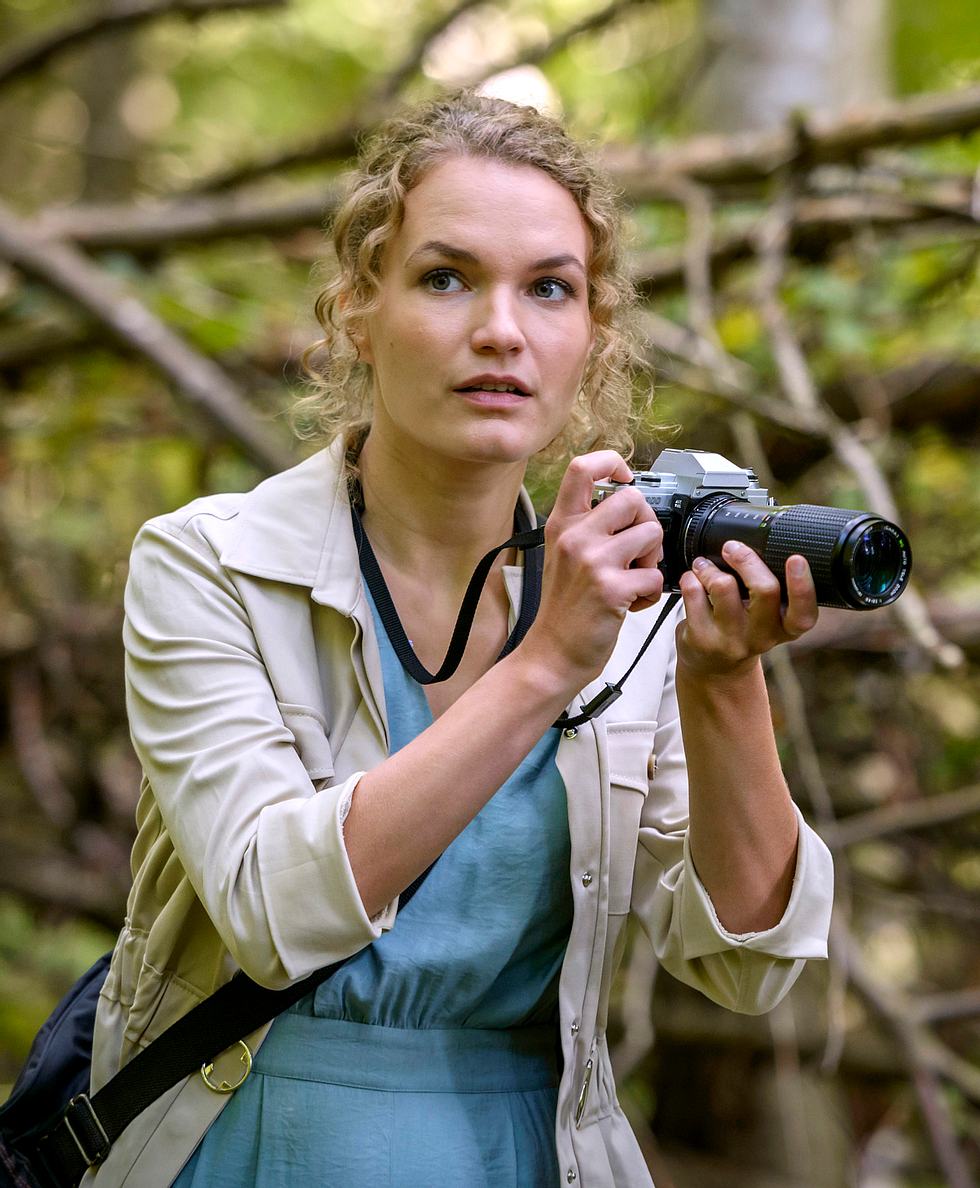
left=355, top=431, right=526, bottom=591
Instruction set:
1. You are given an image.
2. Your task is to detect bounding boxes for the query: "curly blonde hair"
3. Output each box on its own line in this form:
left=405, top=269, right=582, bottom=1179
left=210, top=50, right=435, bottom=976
left=294, top=90, right=648, bottom=469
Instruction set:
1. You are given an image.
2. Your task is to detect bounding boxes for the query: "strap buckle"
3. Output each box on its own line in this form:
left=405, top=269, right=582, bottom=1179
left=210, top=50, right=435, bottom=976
left=62, top=1093, right=111, bottom=1168
left=201, top=1039, right=253, bottom=1093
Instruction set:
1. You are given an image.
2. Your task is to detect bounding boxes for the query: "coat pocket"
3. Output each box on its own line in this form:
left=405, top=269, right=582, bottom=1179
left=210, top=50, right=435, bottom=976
left=276, top=701, right=335, bottom=782
left=606, top=720, right=657, bottom=914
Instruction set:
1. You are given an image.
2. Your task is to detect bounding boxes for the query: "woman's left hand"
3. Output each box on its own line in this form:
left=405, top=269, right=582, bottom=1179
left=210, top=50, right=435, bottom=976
left=676, top=541, right=818, bottom=680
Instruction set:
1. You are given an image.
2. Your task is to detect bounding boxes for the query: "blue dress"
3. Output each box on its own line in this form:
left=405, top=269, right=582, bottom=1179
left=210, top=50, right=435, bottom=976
left=173, top=586, right=573, bottom=1186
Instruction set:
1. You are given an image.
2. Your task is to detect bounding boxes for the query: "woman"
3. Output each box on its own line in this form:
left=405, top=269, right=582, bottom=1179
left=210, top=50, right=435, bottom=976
left=86, top=92, right=833, bottom=1187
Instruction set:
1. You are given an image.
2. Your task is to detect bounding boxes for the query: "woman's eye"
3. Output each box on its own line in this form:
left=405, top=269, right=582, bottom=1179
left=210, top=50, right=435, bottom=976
left=423, top=270, right=464, bottom=293
left=532, top=278, right=573, bottom=301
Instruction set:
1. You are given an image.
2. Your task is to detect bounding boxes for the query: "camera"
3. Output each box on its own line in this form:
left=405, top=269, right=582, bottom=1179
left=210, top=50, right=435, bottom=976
left=592, top=449, right=912, bottom=610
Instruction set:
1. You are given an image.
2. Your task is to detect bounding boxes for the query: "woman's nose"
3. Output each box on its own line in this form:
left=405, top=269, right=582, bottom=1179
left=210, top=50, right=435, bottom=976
left=470, top=289, right=526, bottom=354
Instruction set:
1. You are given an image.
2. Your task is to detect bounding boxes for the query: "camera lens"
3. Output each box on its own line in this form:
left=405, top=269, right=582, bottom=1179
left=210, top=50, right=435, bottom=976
left=850, top=526, right=904, bottom=600
left=684, top=497, right=912, bottom=609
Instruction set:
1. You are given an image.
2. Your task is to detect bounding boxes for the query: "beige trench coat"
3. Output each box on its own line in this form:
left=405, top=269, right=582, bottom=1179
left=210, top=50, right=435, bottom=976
left=84, top=439, right=833, bottom=1187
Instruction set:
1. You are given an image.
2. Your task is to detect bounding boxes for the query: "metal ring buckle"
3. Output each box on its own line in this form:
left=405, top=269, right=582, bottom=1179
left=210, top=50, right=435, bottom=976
left=200, top=1040, right=252, bottom=1093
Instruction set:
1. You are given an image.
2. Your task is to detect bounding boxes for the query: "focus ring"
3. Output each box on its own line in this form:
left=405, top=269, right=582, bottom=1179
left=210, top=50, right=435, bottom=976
left=764, top=505, right=859, bottom=609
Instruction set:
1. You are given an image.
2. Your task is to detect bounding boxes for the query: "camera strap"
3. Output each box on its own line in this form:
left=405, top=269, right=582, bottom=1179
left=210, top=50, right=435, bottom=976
left=350, top=498, right=681, bottom=729
left=351, top=497, right=545, bottom=686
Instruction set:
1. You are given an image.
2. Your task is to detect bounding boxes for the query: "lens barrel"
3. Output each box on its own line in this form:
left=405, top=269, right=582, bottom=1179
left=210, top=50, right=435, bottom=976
left=684, top=496, right=912, bottom=609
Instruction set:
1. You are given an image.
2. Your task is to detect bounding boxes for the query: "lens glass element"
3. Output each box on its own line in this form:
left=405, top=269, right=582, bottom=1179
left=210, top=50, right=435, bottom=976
left=852, top=527, right=903, bottom=598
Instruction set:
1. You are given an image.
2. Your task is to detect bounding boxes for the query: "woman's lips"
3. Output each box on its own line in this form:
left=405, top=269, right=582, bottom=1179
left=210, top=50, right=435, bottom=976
left=455, top=386, right=529, bottom=407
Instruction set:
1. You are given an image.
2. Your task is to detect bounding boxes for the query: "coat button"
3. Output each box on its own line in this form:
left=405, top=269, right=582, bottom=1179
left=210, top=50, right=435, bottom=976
left=647, top=751, right=658, bottom=780
left=567, top=1171, right=577, bottom=1183
left=563, top=727, right=578, bottom=740
left=581, top=871, right=593, bottom=887
left=570, top=1020, right=579, bottom=1035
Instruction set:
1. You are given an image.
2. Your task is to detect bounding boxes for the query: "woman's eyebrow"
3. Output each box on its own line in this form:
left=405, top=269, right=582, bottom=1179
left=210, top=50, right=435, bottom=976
left=405, top=240, right=477, bottom=267
left=405, top=240, right=585, bottom=275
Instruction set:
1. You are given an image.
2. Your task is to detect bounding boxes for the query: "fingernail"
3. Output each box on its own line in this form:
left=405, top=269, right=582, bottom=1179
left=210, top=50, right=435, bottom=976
left=692, top=557, right=708, bottom=571
left=788, top=556, right=807, bottom=577
left=723, top=540, right=748, bottom=559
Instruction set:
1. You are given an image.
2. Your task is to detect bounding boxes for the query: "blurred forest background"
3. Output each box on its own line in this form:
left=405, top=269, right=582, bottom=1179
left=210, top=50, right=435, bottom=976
left=0, top=0, right=978, bottom=1185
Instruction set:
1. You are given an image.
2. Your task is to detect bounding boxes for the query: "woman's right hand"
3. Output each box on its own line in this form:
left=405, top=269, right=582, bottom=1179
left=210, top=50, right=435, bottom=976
left=521, top=450, right=665, bottom=689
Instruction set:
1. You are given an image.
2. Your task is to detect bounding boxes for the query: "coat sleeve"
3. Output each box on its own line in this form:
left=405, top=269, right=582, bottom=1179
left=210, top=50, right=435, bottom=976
left=123, top=514, right=395, bottom=990
left=629, top=643, right=834, bottom=1015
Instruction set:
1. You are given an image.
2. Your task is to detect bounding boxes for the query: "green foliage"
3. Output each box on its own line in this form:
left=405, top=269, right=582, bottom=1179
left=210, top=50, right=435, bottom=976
left=0, top=894, right=115, bottom=1096
left=1, top=1, right=979, bottom=1181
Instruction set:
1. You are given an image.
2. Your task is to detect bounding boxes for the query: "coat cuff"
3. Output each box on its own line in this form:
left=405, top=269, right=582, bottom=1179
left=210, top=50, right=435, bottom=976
left=678, top=803, right=834, bottom=960
left=256, top=772, right=397, bottom=981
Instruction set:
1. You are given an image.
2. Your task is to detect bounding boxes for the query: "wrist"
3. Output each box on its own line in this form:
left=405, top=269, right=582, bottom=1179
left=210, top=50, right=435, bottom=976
left=675, top=650, right=765, bottom=700
left=507, top=634, right=592, bottom=708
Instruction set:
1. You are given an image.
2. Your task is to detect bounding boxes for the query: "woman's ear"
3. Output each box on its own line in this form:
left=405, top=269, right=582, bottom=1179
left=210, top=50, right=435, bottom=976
left=338, top=291, right=373, bottom=365
left=347, top=319, right=373, bottom=364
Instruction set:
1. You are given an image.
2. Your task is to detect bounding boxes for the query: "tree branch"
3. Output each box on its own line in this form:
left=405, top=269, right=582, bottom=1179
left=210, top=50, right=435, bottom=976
left=36, top=184, right=341, bottom=250
left=752, top=174, right=963, bottom=668
left=461, top=0, right=652, bottom=82
left=185, top=0, right=490, bottom=193
left=785, top=597, right=980, bottom=656
left=820, top=785, right=980, bottom=850
left=0, top=200, right=293, bottom=473
left=634, top=190, right=980, bottom=294
left=607, top=83, right=980, bottom=196
left=835, top=921, right=980, bottom=1186
left=0, top=0, right=287, bottom=91
left=187, top=0, right=657, bottom=193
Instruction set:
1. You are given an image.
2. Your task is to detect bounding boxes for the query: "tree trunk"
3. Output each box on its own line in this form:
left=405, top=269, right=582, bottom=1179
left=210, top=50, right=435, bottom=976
left=692, top=0, right=891, bottom=132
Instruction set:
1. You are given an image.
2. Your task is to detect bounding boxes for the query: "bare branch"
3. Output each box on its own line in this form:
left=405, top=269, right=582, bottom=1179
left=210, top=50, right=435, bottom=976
left=185, top=0, right=492, bottom=192
left=187, top=0, right=658, bottom=193
left=786, top=597, right=980, bottom=656
left=462, top=0, right=652, bottom=81
left=914, top=989, right=980, bottom=1026
left=607, top=83, right=980, bottom=196
left=377, top=0, right=489, bottom=103
left=0, top=200, right=293, bottom=473
left=836, top=921, right=980, bottom=1185
left=634, top=191, right=980, bottom=295
left=7, top=658, right=77, bottom=830
left=36, top=183, right=341, bottom=250
left=0, top=833, right=126, bottom=930
left=0, top=0, right=287, bottom=91
left=820, top=785, right=980, bottom=850
left=752, top=175, right=963, bottom=669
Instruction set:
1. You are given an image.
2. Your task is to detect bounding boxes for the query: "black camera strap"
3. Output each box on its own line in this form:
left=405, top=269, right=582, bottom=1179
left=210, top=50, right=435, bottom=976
left=351, top=497, right=545, bottom=685
left=350, top=499, right=682, bottom=730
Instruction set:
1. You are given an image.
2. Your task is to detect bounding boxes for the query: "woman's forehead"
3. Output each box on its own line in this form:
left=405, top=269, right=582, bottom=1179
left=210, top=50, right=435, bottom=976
left=395, top=155, right=590, bottom=263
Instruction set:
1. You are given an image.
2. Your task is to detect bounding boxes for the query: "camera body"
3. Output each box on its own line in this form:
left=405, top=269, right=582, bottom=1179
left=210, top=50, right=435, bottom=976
left=592, top=449, right=912, bottom=610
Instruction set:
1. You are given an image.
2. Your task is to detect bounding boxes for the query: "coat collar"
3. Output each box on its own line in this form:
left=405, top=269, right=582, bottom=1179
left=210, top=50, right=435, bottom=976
left=218, top=437, right=537, bottom=617
left=218, top=438, right=364, bottom=614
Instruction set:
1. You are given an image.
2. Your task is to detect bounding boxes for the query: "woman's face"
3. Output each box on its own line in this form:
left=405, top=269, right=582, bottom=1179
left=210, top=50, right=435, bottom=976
left=355, top=154, right=594, bottom=472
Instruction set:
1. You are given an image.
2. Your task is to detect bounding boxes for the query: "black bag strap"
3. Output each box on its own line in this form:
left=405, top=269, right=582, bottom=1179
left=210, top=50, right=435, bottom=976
left=30, top=864, right=433, bottom=1187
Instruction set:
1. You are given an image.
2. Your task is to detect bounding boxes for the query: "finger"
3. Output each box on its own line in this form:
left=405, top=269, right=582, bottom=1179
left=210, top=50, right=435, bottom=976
left=719, top=540, right=781, bottom=613
left=602, top=516, right=663, bottom=568
left=623, top=566, right=665, bottom=612
left=588, top=485, right=658, bottom=534
left=678, top=568, right=715, bottom=635
left=551, top=451, right=633, bottom=520
left=781, top=554, right=819, bottom=639
left=691, top=557, right=744, bottom=628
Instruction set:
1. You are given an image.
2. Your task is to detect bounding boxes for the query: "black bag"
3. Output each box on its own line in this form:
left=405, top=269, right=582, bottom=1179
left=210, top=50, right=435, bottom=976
left=0, top=954, right=110, bottom=1187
